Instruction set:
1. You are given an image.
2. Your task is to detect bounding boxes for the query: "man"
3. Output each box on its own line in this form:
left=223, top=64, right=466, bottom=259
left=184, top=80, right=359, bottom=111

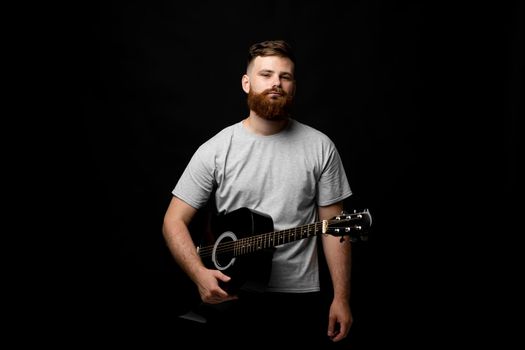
left=162, top=40, right=353, bottom=347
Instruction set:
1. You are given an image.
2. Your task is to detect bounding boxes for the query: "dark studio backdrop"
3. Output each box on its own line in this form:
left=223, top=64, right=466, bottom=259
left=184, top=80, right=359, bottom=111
left=55, top=0, right=521, bottom=347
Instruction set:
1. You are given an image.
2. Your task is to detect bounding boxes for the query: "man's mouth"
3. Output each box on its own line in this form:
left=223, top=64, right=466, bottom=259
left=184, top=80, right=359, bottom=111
left=266, top=90, right=283, bottom=97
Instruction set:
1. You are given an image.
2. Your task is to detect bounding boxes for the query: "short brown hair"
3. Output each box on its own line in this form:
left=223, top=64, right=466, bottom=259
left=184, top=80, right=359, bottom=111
left=247, top=40, right=296, bottom=68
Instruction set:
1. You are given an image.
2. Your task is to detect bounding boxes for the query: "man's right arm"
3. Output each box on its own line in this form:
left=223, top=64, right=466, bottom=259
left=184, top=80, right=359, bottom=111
left=162, top=196, right=202, bottom=280
left=162, top=196, right=237, bottom=304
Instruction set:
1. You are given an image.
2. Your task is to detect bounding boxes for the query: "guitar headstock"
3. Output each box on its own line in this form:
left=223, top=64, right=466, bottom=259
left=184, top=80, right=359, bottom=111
left=325, top=209, right=372, bottom=242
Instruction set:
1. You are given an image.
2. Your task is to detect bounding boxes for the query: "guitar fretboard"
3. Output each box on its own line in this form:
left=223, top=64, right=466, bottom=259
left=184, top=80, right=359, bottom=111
left=234, top=222, right=323, bottom=256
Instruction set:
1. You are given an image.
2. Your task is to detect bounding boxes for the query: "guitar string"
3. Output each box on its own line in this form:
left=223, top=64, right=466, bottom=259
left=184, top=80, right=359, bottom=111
left=197, top=213, right=369, bottom=256
left=198, top=222, right=323, bottom=257
left=196, top=225, right=319, bottom=251
left=197, top=215, right=366, bottom=256
left=198, top=216, right=366, bottom=257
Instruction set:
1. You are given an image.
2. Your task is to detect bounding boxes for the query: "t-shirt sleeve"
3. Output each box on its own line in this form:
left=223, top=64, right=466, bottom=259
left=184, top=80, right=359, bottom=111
left=316, top=142, right=352, bottom=206
left=172, top=146, right=215, bottom=209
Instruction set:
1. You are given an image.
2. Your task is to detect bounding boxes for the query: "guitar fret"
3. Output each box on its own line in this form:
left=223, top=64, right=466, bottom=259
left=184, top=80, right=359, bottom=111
left=265, top=223, right=321, bottom=247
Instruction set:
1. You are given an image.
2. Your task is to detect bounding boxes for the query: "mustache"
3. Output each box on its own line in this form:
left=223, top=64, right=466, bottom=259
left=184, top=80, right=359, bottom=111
left=263, top=87, right=286, bottom=96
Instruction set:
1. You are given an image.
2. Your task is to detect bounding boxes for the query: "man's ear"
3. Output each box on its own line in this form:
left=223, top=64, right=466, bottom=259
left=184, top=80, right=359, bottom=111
left=241, top=74, right=250, bottom=93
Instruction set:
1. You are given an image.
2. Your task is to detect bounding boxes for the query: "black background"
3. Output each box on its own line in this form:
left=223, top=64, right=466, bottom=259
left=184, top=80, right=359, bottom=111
left=35, top=1, right=522, bottom=348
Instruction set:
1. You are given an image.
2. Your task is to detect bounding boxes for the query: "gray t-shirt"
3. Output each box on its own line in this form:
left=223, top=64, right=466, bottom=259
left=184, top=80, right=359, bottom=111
left=173, top=119, right=352, bottom=292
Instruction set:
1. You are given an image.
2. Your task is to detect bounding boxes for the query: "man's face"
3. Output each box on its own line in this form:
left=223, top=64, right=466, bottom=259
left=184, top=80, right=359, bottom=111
left=243, top=56, right=295, bottom=120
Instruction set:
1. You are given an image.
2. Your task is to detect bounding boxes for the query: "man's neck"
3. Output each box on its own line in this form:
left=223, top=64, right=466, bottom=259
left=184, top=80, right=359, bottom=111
left=243, top=113, right=290, bottom=136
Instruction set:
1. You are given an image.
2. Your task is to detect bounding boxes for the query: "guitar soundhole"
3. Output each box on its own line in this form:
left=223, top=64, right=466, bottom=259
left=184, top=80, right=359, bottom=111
left=212, top=231, right=237, bottom=270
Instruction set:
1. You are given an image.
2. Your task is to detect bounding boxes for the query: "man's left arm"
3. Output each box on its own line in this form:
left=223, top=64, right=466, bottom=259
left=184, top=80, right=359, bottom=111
left=319, top=201, right=353, bottom=342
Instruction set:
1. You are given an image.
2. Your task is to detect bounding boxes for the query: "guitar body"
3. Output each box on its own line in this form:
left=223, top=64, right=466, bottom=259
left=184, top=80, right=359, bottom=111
left=205, top=207, right=275, bottom=294
left=178, top=207, right=275, bottom=323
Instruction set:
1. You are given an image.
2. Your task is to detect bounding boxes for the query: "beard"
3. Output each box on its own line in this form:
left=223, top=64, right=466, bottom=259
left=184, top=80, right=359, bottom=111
left=247, top=88, right=294, bottom=120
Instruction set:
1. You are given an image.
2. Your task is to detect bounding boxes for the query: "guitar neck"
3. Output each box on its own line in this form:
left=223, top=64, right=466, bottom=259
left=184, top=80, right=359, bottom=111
left=233, top=221, right=323, bottom=256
